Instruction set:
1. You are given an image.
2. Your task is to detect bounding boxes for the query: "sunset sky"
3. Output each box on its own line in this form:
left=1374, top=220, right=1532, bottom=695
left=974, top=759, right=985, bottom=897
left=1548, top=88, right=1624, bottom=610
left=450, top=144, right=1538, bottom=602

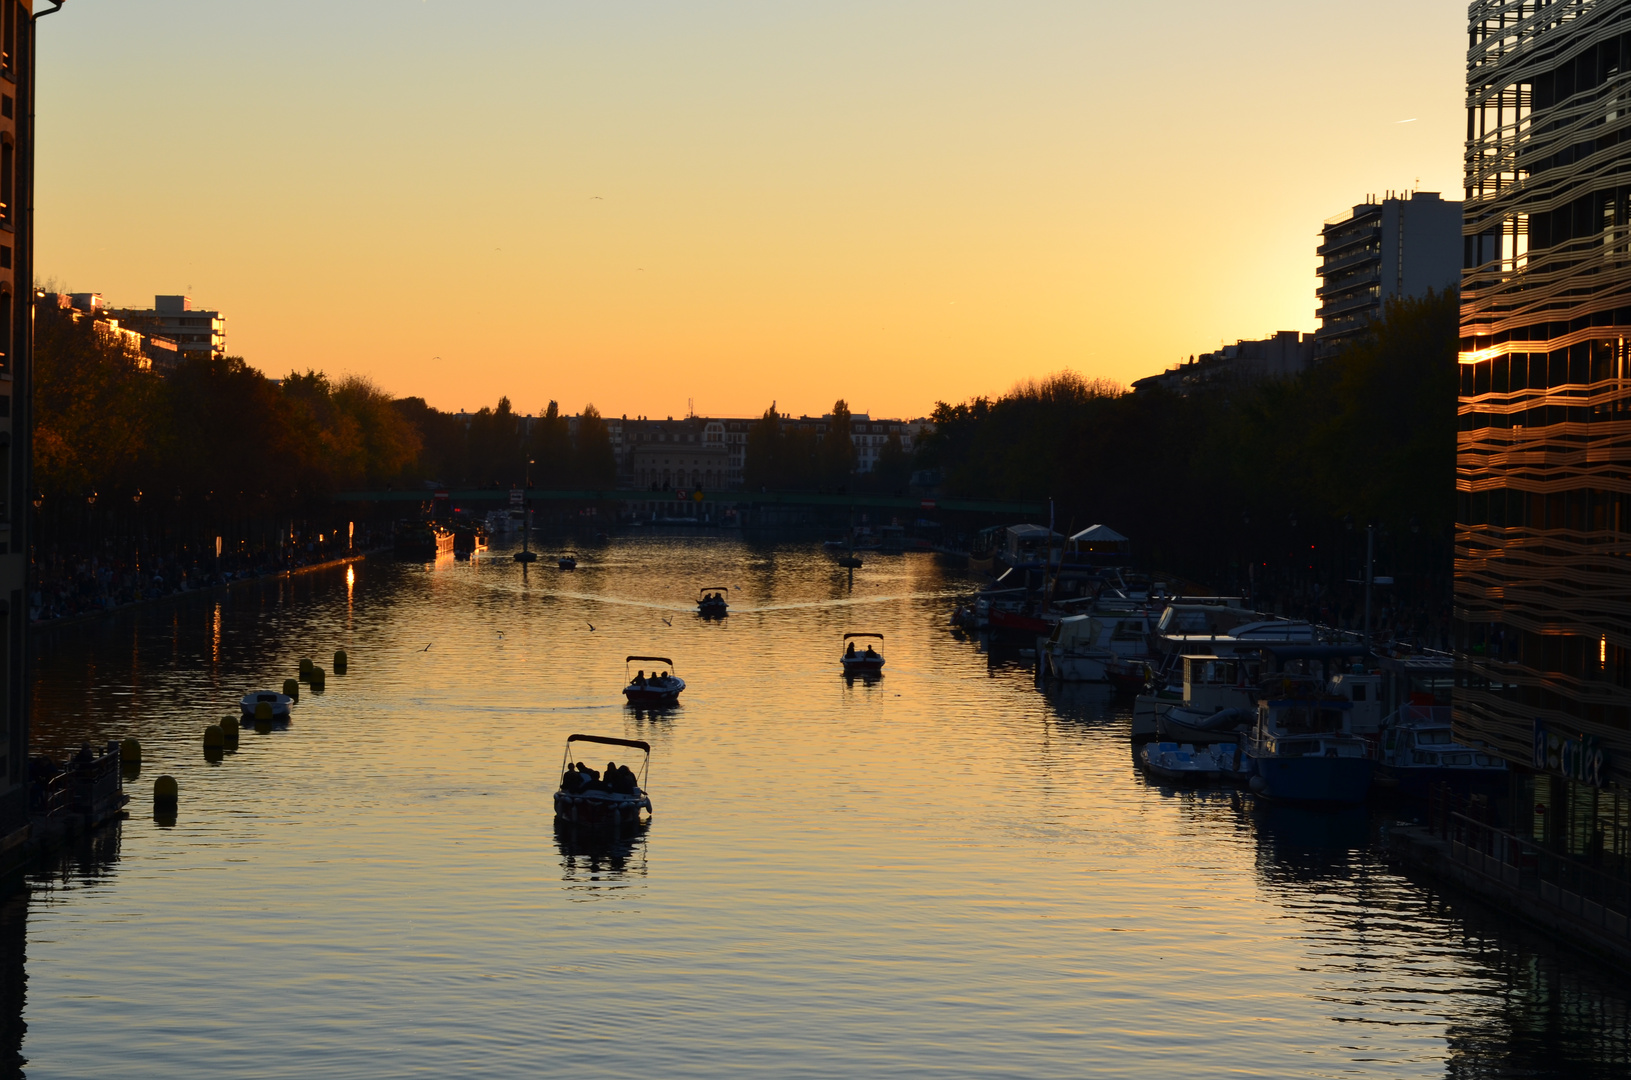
left=36, top=1, right=1463, bottom=420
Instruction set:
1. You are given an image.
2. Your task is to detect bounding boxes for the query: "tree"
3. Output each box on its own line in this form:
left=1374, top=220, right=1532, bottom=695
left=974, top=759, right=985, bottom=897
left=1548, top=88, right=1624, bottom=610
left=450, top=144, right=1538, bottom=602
left=572, top=404, right=619, bottom=488
left=528, top=400, right=572, bottom=487
left=821, top=399, right=856, bottom=485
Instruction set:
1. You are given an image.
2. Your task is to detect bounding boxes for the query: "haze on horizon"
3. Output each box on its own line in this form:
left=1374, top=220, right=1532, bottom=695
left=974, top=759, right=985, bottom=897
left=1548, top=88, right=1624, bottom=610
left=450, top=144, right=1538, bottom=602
left=36, top=0, right=1462, bottom=420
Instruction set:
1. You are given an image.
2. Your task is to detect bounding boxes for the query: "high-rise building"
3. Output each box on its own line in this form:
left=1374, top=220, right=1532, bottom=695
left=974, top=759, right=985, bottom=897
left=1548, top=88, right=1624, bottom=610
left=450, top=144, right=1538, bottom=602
left=1316, top=191, right=1462, bottom=357
left=1456, top=1, right=1631, bottom=853
left=0, top=1, right=37, bottom=871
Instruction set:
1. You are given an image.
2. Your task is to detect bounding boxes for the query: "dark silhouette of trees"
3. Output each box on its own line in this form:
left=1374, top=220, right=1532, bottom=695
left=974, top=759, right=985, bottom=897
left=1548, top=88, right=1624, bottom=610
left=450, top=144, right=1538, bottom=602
left=573, top=405, right=618, bottom=488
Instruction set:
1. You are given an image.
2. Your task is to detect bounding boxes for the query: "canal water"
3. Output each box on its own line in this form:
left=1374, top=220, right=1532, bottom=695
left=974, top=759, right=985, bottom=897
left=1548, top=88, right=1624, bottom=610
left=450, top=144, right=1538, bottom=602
left=16, top=536, right=1631, bottom=1078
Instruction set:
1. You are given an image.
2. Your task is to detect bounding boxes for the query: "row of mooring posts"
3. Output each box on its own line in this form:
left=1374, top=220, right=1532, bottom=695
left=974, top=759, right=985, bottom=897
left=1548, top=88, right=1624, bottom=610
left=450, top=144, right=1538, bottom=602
left=146, top=649, right=350, bottom=824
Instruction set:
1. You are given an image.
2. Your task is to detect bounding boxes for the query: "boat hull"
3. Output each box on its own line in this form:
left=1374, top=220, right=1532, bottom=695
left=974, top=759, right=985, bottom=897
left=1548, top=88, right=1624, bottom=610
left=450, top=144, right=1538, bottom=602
left=840, top=657, right=884, bottom=674
left=989, top=609, right=1050, bottom=635
left=623, top=686, right=683, bottom=706
left=553, top=791, right=650, bottom=827
left=1247, top=755, right=1373, bottom=804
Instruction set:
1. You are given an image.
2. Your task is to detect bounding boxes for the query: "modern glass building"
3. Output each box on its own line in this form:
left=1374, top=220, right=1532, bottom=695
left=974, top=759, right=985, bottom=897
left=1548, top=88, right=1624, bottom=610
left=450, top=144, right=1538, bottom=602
left=1457, top=0, right=1631, bottom=859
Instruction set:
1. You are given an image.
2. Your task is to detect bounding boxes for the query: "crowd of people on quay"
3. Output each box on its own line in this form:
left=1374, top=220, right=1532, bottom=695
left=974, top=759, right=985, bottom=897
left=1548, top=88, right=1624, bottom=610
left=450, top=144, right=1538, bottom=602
left=29, top=525, right=385, bottom=624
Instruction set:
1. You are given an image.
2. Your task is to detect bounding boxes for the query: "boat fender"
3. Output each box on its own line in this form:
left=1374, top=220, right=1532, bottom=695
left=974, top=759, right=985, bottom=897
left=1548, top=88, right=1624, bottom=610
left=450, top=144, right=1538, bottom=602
left=299, top=657, right=314, bottom=679
left=154, top=775, right=179, bottom=807
left=255, top=701, right=273, bottom=722
left=220, top=716, right=240, bottom=746
left=283, top=677, right=300, bottom=703
left=311, top=667, right=326, bottom=690
left=334, top=649, right=348, bottom=674
left=1248, top=774, right=1266, bottom=793
left=120, top=738, right=142, bottom=764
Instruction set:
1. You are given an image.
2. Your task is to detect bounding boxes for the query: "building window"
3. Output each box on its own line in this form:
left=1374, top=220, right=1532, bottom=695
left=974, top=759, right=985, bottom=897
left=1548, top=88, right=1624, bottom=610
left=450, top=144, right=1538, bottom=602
left=0, top=286, right=12, bottom=374
left=2, top=3, right=13, bottom=79
left=1, top=136, right=13, bottom=230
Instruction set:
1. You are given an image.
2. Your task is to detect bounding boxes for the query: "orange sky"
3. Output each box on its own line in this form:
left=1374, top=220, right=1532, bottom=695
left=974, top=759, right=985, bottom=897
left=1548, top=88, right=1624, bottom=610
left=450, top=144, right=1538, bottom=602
left=36, top=1, right=1464, bottom=420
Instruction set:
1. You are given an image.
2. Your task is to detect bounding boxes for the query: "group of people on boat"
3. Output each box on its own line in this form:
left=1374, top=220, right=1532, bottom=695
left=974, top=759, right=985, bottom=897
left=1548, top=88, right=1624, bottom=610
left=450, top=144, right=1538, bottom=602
left=561, top=760, right=641, bottom=796
left=701, top=591, right=725, bottom=604
left=630, top=668, right=676, bottom=687
left=844, top=642, right=879, bottom=659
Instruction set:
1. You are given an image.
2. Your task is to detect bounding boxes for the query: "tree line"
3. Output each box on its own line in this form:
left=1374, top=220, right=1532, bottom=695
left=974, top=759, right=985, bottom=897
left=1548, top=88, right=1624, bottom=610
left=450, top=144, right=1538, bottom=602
left=914, top=290, right=1459, bottom=636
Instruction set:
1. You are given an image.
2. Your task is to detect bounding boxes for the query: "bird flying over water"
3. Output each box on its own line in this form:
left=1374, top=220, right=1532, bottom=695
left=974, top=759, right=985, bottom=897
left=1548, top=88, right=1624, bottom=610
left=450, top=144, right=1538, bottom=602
left=662, top=617, right=672, bottom=626
left=423, top=643, right=432, bottom=651
left=587, top=623, right=596, bottom=632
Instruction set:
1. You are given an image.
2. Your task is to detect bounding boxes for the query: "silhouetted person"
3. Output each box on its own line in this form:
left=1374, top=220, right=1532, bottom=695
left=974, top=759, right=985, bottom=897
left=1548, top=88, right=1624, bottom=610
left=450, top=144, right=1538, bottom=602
left=846, top=642, right=856, bottom=657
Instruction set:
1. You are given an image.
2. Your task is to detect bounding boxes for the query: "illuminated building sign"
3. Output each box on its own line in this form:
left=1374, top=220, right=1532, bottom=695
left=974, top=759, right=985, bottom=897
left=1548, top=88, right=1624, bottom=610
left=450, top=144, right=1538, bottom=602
left=1532, top=719, right=1607, bottom=789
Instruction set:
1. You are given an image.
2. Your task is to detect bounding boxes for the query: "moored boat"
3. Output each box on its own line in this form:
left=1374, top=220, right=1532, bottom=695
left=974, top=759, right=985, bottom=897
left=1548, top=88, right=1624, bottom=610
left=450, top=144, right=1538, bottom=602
left=1244, top=686, right=1373, bottom=804
left=554, top=733, right=653, bottom=827
left=1377, top=704, right=1506, bottom=796
left=623, top=655, right=685, bottom=706
left=1139, top=741, right=1251, bottom=784
left=394, top=520, right=454, bottom=560
left=239, top=690, right=293, bottom=719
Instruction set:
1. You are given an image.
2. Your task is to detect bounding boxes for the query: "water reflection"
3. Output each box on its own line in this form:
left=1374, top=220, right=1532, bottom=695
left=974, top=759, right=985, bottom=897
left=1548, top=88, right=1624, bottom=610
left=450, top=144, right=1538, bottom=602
left=554, top=820, right=649, bottom=892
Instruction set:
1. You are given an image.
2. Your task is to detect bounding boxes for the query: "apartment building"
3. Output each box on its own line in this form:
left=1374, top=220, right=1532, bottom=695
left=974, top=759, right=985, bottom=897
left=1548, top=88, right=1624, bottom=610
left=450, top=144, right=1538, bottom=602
left=1316, top=191, right=1462, bottom=357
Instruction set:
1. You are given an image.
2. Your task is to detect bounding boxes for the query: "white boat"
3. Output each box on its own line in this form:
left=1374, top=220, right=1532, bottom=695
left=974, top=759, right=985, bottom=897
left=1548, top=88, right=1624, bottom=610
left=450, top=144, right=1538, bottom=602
left=1041, top=609, right=1156, bottom=683
left=1131, top=654, right=1262, bottom=740
left=1377, top=704, right=1506, bottom=796
left=1139, top=741, right=1251, bottom=784
left=240, top=690, right=292, bottom=719
left=554, top=733, right=653, bottom=827
left=841, top=632, right=885, bottom=674
left=623, top=655, right=685, bottom=706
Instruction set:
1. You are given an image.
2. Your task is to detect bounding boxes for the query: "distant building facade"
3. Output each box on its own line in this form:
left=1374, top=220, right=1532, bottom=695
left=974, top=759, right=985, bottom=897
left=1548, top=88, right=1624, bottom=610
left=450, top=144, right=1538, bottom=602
left=1316, top=191, right=1462, bottom=357
left=1455, top=1, right=1631, bottom=859
left=1132, top=331, right=1315, bottom=395
left=55, top=292, right=178, bottom=371
left=616, top=412, right=932, bottom=489
left=108, top=294, right=226, bottom=362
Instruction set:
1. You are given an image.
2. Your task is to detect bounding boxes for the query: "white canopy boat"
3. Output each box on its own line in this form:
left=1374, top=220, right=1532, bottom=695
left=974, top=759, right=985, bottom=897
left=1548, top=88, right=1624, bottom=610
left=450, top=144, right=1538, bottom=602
left=840, top=632, right=886, bottom=674
left=554, top=733, right=653, bottom=827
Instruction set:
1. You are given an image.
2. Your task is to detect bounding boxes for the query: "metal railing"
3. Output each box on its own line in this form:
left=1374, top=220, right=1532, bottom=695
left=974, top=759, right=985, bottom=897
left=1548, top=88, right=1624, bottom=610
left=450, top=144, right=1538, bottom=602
left=1428, top=787, right=1631, bottom=923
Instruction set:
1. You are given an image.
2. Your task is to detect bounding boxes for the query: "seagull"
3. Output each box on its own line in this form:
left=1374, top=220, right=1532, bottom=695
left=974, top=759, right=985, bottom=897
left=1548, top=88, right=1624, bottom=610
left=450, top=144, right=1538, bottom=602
left=590, top=195, right=603, bottom=200
left=587, top=623, right=596, bottom=632
left=496, top=631, right=504, bottom=638
left=662, top=616, right=672, bottom=626
left=422, top=643, right=432, bottom=651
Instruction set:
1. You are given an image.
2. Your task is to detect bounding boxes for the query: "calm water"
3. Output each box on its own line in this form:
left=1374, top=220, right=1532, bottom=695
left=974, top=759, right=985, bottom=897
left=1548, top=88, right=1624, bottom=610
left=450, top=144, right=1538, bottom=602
left=14, top=535, right=1631, bottom=1078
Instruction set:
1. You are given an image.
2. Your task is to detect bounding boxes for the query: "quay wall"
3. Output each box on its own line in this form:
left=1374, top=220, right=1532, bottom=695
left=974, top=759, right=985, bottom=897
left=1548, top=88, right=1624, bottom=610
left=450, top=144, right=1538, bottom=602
left=1389, top=824, right=1631, bottom=967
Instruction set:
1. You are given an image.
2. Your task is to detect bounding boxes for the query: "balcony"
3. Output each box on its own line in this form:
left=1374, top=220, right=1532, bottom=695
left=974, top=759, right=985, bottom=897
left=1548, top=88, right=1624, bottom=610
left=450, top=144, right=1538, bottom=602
left=1318, top=247, right=1381, bottom=280
left=1317, top=269, right=1380, bottom=299
left=1317, top=224, right=1381, bottom=258
left=1316, top=292, right=1380, bottom=321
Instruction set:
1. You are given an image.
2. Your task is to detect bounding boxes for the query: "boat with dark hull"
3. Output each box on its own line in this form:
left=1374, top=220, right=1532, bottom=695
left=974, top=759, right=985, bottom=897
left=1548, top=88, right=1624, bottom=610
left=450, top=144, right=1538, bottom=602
left=1244, top=685, right=1373, bottom=805
left=623, top=655, right=685, bottom=706
left=697, top=586, right=730, bottom=618
left=840, top=632, right=886, bottom=675
left=554, top=733, right=652, bottom=827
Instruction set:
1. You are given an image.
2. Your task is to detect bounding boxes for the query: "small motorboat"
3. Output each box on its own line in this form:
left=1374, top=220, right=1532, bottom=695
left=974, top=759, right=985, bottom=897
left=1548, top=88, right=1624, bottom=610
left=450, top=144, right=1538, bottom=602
left=623, top=655, right=685, bottom=706
left=558, top=552, right=579, bottom=570
left=239, top=690, right=293, bottom=719
left=840, top=632, right=885, bottom=674
left=697, top=586, right=730, bottom=618
left=1139, top=741, right=1250, bottom=784
left=554, top=733, right=653, bottom=827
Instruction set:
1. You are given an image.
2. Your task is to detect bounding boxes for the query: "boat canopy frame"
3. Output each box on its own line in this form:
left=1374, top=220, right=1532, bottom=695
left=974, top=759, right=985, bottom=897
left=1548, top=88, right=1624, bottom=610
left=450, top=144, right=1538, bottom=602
left=626, top=655, right=678, bottom=677
left=561, top=733, right=650, bottom=786
left=843, top=633, right=884, bottom=642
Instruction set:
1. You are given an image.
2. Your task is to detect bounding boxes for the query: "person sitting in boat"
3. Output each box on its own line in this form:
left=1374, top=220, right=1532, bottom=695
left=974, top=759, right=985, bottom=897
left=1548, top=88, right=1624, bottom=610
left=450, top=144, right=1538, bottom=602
left=846, top=642, right=857, bottom=658
left=864, top=645, right=877, bottom=658
left=634, top=669, right=647, bottom=688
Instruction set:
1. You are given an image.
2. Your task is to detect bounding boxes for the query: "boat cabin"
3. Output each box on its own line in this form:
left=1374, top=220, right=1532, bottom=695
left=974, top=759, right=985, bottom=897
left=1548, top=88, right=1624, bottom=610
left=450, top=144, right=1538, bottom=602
left=1180, top=654, right=1262, bottom=713
left=1328, top=672, right=1385, bottom=734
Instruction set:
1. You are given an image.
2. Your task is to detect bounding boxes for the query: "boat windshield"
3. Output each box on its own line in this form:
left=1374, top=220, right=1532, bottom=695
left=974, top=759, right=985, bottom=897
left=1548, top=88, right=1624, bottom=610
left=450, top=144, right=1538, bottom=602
left=1270, top=705, right=1345, bottom=735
